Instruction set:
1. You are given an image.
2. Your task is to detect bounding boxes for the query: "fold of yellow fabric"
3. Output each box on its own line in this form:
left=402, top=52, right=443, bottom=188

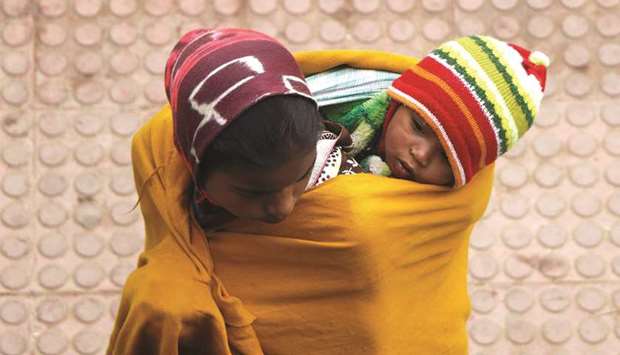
left=107, top=49, right=495, bottom=355
left=107, top=105, right=261, bottom=355
left=209, top=167, right=493, bottom=354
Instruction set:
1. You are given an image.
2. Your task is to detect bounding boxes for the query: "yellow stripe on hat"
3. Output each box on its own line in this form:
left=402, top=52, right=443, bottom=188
left=441, top=41, right=519, bottom=149
left=482, top=36, right=544, bottom=126
left=458, top=37, right=530, bottom=140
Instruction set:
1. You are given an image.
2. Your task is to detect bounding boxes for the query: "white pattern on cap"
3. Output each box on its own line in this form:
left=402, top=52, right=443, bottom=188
left=188, top=55, right=266, bottom=163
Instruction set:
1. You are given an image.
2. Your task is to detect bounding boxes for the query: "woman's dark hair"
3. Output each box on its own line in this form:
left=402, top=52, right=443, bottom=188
left=183, top=95, right=323, bottom=206
left=202, top=94, right=322, bottom=172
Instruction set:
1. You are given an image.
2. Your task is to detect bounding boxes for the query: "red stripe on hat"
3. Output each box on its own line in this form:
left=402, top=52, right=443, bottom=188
left=420, top=57, right=499, bottom=165
left=409, top=61, right=484, bottom=175
left=509, top=43, right=547, bottom=91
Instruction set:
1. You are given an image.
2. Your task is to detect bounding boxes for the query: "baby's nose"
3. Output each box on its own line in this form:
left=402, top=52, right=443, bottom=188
left=410, top=144, right=433, bottom=166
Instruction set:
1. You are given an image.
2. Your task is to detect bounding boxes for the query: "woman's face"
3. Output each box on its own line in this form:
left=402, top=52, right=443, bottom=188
left=203, top=148, right=317, bottom=224
left=384, top=105, right=454, bottom=186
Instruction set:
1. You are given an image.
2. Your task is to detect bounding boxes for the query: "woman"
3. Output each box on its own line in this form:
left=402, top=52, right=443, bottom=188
left=107, top=28, right=362, bottom=355
left=108, top=29, right=495, bottom=355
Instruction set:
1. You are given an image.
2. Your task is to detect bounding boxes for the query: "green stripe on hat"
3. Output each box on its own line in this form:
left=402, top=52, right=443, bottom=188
left=459, top=37, right=530, bottom=139
left=441, top=40, right=519, bottom=150
left=433, top=47, right=509, bottom=154
left=471, top=36, right=536, bottom=130
left=480, top=36, right=539, bottom=130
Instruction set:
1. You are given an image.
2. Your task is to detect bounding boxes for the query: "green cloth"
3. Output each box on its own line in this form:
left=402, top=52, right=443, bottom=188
left=320, top=91, right=392, bottom=176
left=307, top=66, right=399, bottom=176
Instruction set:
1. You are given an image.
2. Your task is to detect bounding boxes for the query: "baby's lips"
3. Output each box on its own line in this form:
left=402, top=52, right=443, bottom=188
left=400, top=159, right=417, bottom=178
left=391, top=159, right=413, bottom=179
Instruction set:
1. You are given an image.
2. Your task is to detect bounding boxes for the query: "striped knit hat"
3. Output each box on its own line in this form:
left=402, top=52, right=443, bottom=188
left=386, top=35, right=549, bottom=187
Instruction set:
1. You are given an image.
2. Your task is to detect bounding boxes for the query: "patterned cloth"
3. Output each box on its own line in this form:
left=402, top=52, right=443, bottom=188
left=306, top=66, right=399, bottom=106
left=164, top=28, right=316, bottom=202
left=306, top=68, right=396, bottom=176
left=387, top=35, right=549, bottom=187
left=307, top=128, right=362, bottom=188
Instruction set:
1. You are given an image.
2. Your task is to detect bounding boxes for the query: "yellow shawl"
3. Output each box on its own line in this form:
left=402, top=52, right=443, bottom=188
left=107, top=50, right=495, bottom=355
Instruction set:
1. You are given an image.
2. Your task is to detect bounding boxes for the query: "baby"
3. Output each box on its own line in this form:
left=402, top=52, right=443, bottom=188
left=313, top=35, right=550, bottom=188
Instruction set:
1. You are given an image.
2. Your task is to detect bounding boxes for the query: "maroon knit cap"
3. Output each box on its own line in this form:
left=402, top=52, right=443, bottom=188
left=164, top=28, right=315, bottom=195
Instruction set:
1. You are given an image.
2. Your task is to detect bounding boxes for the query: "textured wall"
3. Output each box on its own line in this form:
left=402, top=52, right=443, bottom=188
left=0, top=0, right=619, bottom=354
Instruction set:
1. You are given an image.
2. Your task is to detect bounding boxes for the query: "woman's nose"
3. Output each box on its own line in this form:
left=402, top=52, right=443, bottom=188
left=263, top=187, right=296, bottom=221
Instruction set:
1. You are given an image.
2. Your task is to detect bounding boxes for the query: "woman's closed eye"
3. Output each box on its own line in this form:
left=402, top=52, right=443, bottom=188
left=235, top=188, right=268, bottom=198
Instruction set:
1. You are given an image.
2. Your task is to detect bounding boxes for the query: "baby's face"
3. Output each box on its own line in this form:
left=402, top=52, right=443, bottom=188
left=384, top=105, right=454, bottom=186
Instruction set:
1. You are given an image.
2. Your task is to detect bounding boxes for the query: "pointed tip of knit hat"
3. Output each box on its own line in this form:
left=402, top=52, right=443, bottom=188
left=529, top=50, right=550, bottom=68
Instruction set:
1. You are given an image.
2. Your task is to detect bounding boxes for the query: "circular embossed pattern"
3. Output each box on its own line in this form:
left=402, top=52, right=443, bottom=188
left=109, top=233, right=142, bottom=257
left=469, top=254, right=498, bottom=280
left=575, top=254, right=606, bottom=279
left=213, top=0, right=240, bottom=15
left=74, top=297, right=104, bottom=323
left=320, top=20, right=347, bottom=43
left=283, top=0, right=311, bottom=14
left=1, top=236, right=29, bottom=260
left=109, top=0, right=137, bottom=17
left=469, top=318, right=501, bottom=345
left=3, top=51, right=30, bottom=75
left=37, top=52, right=68, bottom=76
left=38, top=233, right=68, bottom=259
left=576, top=287, right=606, bottom=313
left=540, top=287, right=570, bottom=313
left=37, top=328, right=68, bottom=355
left=505, top=288, right=534, bottom=313
left=470, top=289, right=497, bottom=314
left=248, top=0, right=276, bottom=15
left=38, top=173, right=67, bottom=197
left=73, top=329, right=103, bottom=354
left=74, top=0, right=102, bottom=17
left=569, top=162, right=598, bottom=187
left=73, top=233, right=104, bottom=258
left=470, top=223, right=494, bottom=250
left=578, top=317, right=609, bottom=344
left=37, top=298, right=67, bottom=324
left=74, top=262, right=105, bottom=289
left=179, top=0, right=207, bottom=16
left=1, top=264, right=30, bottom=290
left=2, top=172, right=29, bottom=198
left=387, top=0, right=415, bottom=13
left=3, top=0, right=30, bottom=16
left=38, top=264, right=68, bottom=290
left=542, top=318, right=572, bottom=344
left=506, top=319, right=535, bottom=345
left=573, top=221, right=604, bottom=248
left=0, top=300, right=28, bottom=325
